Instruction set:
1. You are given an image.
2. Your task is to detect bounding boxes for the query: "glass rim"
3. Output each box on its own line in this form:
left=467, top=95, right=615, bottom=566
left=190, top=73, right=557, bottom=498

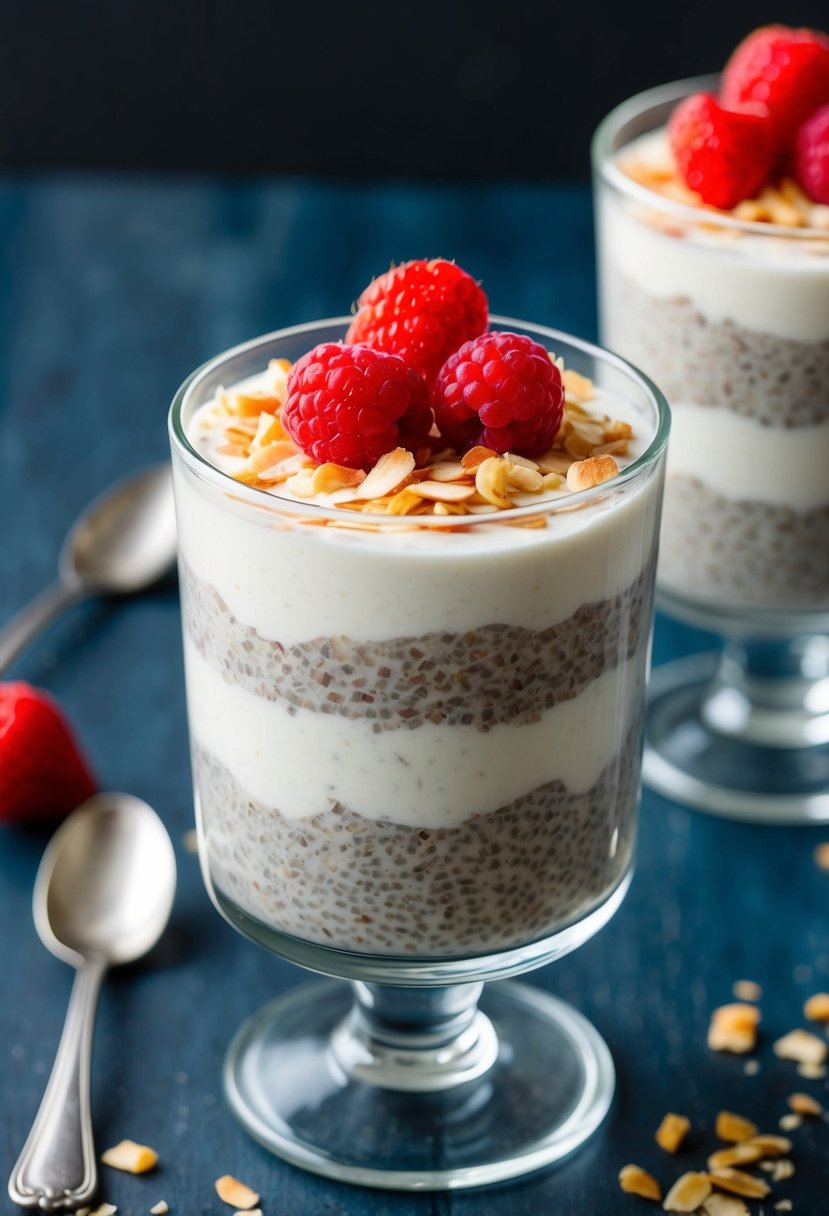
left=168, top=314, right=670, bottom=529
left=592, top=74, right=829, bottom=241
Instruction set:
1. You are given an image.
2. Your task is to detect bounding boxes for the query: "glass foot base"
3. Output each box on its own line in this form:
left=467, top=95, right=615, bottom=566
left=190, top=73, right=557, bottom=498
left=644, top=653, right=829, bottom=823
left=223, top=978, right=614, bottom=1190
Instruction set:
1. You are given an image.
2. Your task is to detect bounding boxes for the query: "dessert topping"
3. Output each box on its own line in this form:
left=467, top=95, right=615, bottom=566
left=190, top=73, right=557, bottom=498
left=662, top=1171, right=712, bottom=1211
left=282, top=342, right=431, bottom=470
left=214, top=1176, right=260, bottom=1210
left=100, top=1139, right=158, bottom=1173
left=346, top=258, right=488, bottom=384
left=707, top=1003, right=760, bottom=1054
left=0, top=682, right=96, bottom=825
left=667, top=92, right=775, bottom=210
left=432, top=330, right=565, bottom=457
left=715, top=1111, right=758, bottom=1143
left=794, top=103, right=829, bottom=205
left=655, top=1112, right=691, bottom=1153
left=618, top=1163, right=662, bottom=1200
left=721, top=25, right=829, bottom=147
left=773, top=1028, right=828, bottom=1065
left=803, top=991, right=829, bottom=1021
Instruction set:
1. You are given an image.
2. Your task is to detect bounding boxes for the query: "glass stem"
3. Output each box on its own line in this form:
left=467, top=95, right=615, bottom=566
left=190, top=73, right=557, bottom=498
left=701, top=635, right=829, bottom=749
left=330, top=982, right=499, bottom=1093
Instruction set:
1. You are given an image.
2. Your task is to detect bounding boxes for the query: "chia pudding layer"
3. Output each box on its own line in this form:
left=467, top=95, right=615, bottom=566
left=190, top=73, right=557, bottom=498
left=194, top=722, right=641, bottom=955
left=597, top=128, right=829, bottom=619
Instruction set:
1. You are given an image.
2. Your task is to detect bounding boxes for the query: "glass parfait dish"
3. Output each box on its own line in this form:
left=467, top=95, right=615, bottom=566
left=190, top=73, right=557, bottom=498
left=593, top=79, right=829, bottom=824
left=169, top=317, right=668, bottom=1190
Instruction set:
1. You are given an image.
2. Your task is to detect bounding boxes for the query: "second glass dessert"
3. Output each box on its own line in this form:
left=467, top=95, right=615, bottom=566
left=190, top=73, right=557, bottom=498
left=594, top=60, right=829, bottom=823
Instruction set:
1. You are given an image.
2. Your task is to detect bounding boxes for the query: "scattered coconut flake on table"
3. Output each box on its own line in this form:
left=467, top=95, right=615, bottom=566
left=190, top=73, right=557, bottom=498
left=101, top=1139, right=158, bottom=1173
left=214, top=1176, right=260, bottom=1210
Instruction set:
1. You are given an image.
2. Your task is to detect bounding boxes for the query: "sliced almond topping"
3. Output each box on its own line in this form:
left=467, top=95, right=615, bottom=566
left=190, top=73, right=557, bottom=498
left=243, top=441, right=297, bottom=476
left=707, top=1144, right=762, bottom=1171
left=541, top=471, right=564, bottom=491
left=803, top=992, right=829, bottom=1022
left=746, top=1134, right=792, bottom=1158
left=618, top=1163, right=661, bottom=1201
left=787, top=1091, right=823, bottom=1116
left=427, top=461, right=468, bottom=482
left=285, top=468, right=317, bottom=498
left=230, top=389, right=284, bottom=416
left=101, top=1140, right=158, bottom=1174
left=503, top=462, right=543, bottom=493
left=662, top=1171, right=712, bottom=1211
left=562, top=368, right=595, bottom=403
left=702, top=1195, right=750, bottom=1216
left=311, top=463, right=366, bottom=494
left=593, top=438, right=630, bottom=456
left=566, top=454, right=619, bottom=493
left=460, top=445, right=498, bottom=472
left=353, top=448, right=415, bottom=500
left=407, top=481, right=477, bottom=503
left=715, top=1111, right=758, bottom=1143
left=655, top=1112, right=690, bottom=1153
left=535, top=450, right=573, bottom=476
left=708, top=1004, right=760, bottom=1055
left=708, top=1168, right=770, bottom=1199
left=814, top=842, right=829, bottom=871
left=150, top=1204, right=169, bottom=1215
left=214, top=1176, right=260, bottom=1210
left=773, top=1028, right=828, bottom=1066
left=732, top=980, right=762, bottom=1003
left=251, top=412, right=287, bottom=449
left=475, top=457, right=513, bottom=509
left=385, top=488, right=424, bottom=516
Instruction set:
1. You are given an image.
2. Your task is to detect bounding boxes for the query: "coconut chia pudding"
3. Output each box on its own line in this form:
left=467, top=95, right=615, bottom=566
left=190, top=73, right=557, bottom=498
left=595, top=47, right=829, bottom=617
left=172, top=267, right=665, bottom=958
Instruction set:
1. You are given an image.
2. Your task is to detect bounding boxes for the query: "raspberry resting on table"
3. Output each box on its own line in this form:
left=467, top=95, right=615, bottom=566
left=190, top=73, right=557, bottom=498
left=721, top=25, right=829, bottom=149
left=0, top=682, right=96, bottom=825
left=668, top=92, right=776, bottom=210
left=431, top=331, right=565, bottom=458
left=346, top=258, right=489, bottom=384
left=795, top=103, right=829, bottom=205
left=282, top=342, right=432, bottom=470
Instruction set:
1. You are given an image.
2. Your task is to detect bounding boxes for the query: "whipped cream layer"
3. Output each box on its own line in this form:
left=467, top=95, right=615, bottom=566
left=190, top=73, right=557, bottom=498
left=602, top=132, right=829, bottom=344
left=668, top=403, right=829, bottom=509
left=184, top=634, right=643, bottom=829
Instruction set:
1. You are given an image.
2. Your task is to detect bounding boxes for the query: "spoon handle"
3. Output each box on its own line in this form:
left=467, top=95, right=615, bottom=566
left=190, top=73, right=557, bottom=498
left=8, top=958, right=105, bottom=1212
left=0, top=579, right=83, bottom=676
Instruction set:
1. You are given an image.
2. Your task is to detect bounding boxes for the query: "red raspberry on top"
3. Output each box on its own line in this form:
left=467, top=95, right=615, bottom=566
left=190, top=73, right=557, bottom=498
left=668, top=92, right=775, bottom=209
left=346, top=259, right=489, bottom=384
left=795, top=103, right=829, bottom=205
left=432, top=331, right=564, bottom=458
left=721, top=26, right=829, bottom=149
left=282, top=342, right=432, bottom=470
left=0, top=683, right=96, bottom=825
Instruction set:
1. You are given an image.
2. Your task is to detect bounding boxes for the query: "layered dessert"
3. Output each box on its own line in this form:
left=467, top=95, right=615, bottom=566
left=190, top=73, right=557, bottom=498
left=173, top=261, right=665, bottom=957
left=596, top=25, right=829, bottom=615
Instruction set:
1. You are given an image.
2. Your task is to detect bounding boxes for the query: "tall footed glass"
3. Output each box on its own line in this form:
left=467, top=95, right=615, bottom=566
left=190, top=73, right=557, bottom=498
left=593, top=80, right=829, bottom=824
left=169, top=318, right=668, bottom=1189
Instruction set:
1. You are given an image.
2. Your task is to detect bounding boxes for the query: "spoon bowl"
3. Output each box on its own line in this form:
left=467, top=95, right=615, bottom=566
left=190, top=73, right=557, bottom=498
left=36, top=792, right=178, bottom=967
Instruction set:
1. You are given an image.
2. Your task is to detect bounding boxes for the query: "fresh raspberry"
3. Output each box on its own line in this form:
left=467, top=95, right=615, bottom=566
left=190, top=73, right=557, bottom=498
left=282, top=342, right=432, bottom=470
left=345, top=259, right=489, bottom=384
left=794, top=103, right=829, bottom=204
left=721, top=25, right=829, bottom=148
left=668, top=92, right=775, bottom=209
left=432, top=331, right=564, bottom=458
left=0, top=683, right=96, bottom=825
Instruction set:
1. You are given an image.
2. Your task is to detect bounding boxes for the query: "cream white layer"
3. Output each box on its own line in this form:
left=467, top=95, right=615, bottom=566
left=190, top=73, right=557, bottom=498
left=184, top=635, right=641, bottom=830
left=601, top=137, right=829, bottom=343
left=175, top=465, right=659, bottom=645
left=668, top=403, right=829, bottom=510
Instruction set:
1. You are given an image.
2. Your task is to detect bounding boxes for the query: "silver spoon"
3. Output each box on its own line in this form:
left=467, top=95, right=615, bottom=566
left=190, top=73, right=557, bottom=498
left=8, top=793, right=177, bottom=1212
left=0, top=464, right=177, bottom=675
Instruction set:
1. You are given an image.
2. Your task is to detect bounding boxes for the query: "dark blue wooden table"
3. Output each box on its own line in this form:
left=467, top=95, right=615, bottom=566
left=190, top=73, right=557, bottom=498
left=1, top=176, right=827, bottom=1215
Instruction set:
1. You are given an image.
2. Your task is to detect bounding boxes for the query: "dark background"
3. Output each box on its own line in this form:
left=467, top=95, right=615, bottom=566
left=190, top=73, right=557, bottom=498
left=2, top=0, right=828, bottom=178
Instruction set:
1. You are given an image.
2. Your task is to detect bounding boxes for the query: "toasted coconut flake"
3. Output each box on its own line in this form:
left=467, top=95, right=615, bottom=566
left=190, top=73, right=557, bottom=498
left=214, top=1176, right=260, bottom=1210
left=101, top=1139, right=158, bottom=1174
left=535, top=450, right=573, bottom=475
left=772, top=1160, right=795, bottom=1181
left=408, top=481, right=477, bottom=503
left=257, top=453, right=312, bottom=483
left=663, top=1171, right=712, bottom=1211
left=707, top=1144, right=762, bottom=1171
left=252, top=413, right=287, bottom=449
left=243, top=441, right=298, bottom=476
left=731, top=980, right=762, bottom=1003
left=779, top=1112, right=802, bottom=1132
left=715, top=1112, right=758, bottom=1144
left=460, top=445, right=498, bottom=472
left=702, top=1196, right=750, bottom=1216
left=618, top=1163, right=661, bottom=1201
left=354, top=448, right=415, bottom=500
left=88, top=1205, right=118, bottom=1216
left=746, top=1134, right=792, bottom=1158
left=230, top=389, right=284, bottom=416
left=150, top=1204, right=169, bottom=1215
left=708, top=1004, right=760, bottom=1055
left=311, top=463, right=366, bottom=494
left=385, top=488, right=424, bottom=516
left=285, top=468, right=317, bottom=499
left=708, top=1168, right=770, bottom=1199
left=655, top=1112, right=691, bottom=1153
left=787, top=1091, right=823, bottom=1117
left=774, top=1202, right=794, bottom=1213
left=814, top=842, right=829, bottom=870
left=562, top=368, right=595, bottom=403
left=803, top=992, right=829, bottom=1022
left=505, top=462, right=543, bottom=493
left=774, top=1029, right=828, bottom=1066
left=593, top=439, right=630, bottom=456
left=215, top=443, right=251, bottom=458
left=566, top=454, right=619, bottom=493
left=428, top=461, right=468, bottom=482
